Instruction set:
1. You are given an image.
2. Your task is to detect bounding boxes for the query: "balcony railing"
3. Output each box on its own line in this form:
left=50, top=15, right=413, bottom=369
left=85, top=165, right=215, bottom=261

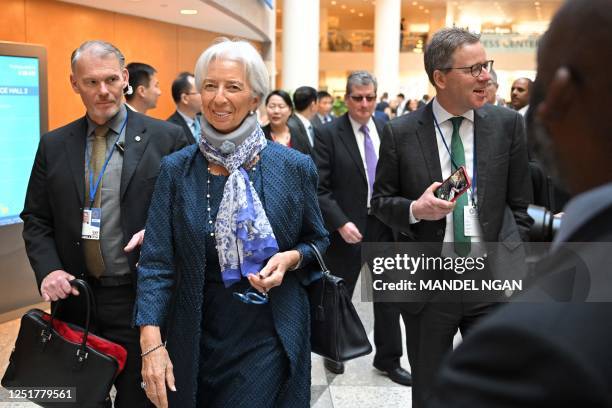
left=275, top=30, right=428, bottom=53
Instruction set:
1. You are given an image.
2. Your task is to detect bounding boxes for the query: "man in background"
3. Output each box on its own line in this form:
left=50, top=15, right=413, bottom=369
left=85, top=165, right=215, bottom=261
left=315, top=71, right=411, bottom=386
left=288, top=85, right=318, bottom=154
left=167, top=71, right=201, bottom=144
left=20, top=40, right=188, bottom=406
left=485, top=69, right=506, bottom=106
left=312, top=90, right=335, bottom=128
left=510, top=77, right=532, bottom=116
left=125, top=62, right=161, bottom=115
left=429, top=1, right=612, bottom=405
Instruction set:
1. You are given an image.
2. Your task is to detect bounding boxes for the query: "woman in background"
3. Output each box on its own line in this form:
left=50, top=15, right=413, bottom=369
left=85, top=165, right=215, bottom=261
left=262, top=90, right=293, bottom=147
left=135, top=39, right=328, bottom=408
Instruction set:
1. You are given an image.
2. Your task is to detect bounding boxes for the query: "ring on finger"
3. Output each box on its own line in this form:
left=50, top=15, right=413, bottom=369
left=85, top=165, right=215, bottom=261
left=140, top=381, right=147, bottom=389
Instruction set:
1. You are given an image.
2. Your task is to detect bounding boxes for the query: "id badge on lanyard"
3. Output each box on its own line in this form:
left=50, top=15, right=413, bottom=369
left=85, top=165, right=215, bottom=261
left=81, top=116, right=127, bottom=240
left=82, top=208, right=101, bottom=240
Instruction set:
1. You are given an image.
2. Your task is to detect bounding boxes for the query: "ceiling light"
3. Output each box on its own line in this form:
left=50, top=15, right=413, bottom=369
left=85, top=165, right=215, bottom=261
left=425, top=9, right=429, bottom=13
left=180, top=9, right=198, bottom=15
left=341, top=4, right=347, bottom=9
left=358, top=12, right=364, bottom=16
left=331, top=0, right=337, bottom=4
left=534, top=1, right=540, bottom=5
left=350, top=8, right=355, bottom=13
left=419, top=5, right=424, bottom=9
left=412, top=1, right=418, bottom=5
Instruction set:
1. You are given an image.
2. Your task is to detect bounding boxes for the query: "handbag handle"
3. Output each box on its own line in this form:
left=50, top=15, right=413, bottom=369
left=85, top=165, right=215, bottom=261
left=44, top=279, right=93, bottom=362
left=306, top=242, right=330, bottom=276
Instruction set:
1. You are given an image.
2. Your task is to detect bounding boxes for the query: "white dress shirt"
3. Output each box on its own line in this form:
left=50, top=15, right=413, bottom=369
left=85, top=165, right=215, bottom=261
left=177, top=109, right=197, bottom=138
left=295, top=112, right=315, bottom=146
left=348, top=115, right=381, bottom=207
left=410, top=98, right=483, bottom=247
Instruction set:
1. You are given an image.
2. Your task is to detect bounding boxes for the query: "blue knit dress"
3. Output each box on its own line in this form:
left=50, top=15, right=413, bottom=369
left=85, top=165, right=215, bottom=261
left=196, top=172, right=288, bottom=407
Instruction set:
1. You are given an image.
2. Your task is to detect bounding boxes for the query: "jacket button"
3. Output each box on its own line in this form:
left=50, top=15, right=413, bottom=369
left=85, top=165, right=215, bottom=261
left=75, top=241, right=80, bottom=246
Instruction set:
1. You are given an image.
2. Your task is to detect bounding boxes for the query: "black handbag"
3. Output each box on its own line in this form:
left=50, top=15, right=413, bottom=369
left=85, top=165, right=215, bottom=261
left=1, top=279, right=127, bottom=407
left=307, top=242, right=372, bottom=362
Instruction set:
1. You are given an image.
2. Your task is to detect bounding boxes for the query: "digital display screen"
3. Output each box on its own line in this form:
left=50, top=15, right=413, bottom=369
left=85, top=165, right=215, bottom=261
left=0, top=55, right=41, bottom=225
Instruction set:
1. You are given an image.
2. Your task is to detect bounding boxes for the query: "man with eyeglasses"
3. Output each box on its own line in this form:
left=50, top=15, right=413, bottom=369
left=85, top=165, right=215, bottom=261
left=371, top=28, right=532, bottom=407
left=167, top=72, right=202, bottom=144
left=429, top=0, right=612, bottom=405
left=314, top=71, right=412, bottom=386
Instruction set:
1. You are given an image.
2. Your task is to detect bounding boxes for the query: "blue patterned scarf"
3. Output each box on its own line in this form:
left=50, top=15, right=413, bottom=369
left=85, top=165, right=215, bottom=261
left=199, top=114, right=279, bottom=287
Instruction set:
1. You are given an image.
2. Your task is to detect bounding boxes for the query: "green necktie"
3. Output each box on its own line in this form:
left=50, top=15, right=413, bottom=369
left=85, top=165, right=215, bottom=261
left=450, top=116, right=470, bottom=256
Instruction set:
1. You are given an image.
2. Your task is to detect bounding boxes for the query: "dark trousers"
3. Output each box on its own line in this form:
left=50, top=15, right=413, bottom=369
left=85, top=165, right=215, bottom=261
left=90, top=283, right=151, bottom=408
left=400, top=300, right=498, bottom=408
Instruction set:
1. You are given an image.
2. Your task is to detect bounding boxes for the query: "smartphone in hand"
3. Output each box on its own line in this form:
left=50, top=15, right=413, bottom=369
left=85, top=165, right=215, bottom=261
left=434, top=166, right=471, bottom=202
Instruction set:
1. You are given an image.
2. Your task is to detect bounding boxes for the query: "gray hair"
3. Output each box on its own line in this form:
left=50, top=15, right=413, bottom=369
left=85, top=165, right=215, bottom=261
left=346, top=71, right=378, bottom=96
left=194, top=38, right=269, bottom=101
left=71, top=40, right=125, bottom=72
left=424, top=28, right=481, bottom=86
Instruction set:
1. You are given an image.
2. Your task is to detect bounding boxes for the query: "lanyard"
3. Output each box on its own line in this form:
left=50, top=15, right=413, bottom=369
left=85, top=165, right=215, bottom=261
left=432, top=112, right=478, bottom=206
left=85, top=116, right=128, bottom=208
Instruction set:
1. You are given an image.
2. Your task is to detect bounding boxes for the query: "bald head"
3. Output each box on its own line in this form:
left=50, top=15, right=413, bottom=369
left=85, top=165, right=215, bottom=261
left=531, top=0, right=612, bottom=194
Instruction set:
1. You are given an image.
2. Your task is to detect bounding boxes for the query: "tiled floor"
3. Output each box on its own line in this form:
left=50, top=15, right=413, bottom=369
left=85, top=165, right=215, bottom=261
left=0, top=274, right=420, bottom=407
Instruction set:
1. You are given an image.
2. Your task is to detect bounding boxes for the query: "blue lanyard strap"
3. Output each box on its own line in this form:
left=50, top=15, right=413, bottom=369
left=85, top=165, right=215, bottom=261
left=432, top=112, right=478, bottom=206
left=85, top=116, right=128, bottom=208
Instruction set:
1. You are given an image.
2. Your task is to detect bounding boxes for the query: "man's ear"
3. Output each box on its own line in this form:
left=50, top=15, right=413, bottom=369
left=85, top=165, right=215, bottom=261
left=433, top=70, right=447, bottom=89
left=538, top=67, right=576, bottom=123
left=122, top=68, right=129, bottom=90
left=136, top=84, right=148, bottom=98
left=70, top=74, right=79, bottom=94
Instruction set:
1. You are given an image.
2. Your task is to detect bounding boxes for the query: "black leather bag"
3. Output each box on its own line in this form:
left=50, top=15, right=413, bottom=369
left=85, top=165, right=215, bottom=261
left=1, top=279, right=127, bottom=407
left=307, top=243, right=372, bottom=362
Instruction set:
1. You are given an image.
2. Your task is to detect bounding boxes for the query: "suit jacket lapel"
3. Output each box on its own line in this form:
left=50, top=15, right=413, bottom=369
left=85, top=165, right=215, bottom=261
left=473, top=108, right=491, bottom=207
left=338, top=114, right=367, bottom=183
left=121, top=110, right=151, bottom=200
left=64, top=118, right=88, bottom=207
left=416, top=104, right=443, bottom=183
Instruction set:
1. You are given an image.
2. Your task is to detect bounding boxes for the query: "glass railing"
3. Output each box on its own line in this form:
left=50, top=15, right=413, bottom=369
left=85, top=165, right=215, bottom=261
left=275, top=30, right=540, bottom=53
left=275, top=30, right=428, bottom=53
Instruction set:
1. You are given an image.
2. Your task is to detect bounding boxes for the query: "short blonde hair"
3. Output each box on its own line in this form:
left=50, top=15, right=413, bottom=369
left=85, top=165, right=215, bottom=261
left=194, top=38, right=269, bottom=101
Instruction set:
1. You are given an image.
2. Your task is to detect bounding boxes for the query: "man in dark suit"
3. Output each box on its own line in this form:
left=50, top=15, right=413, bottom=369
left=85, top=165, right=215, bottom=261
left=315, top=71, right=411, bottom=385
left=371, top=28, right=532, bottom=407
left=20, top=40, right=188, bottom=407
left=429, top=1, right=612, bottom=405
left=167, top=71, right=202, bottom=144
left=287, top=86, right=318, bottom=155
left=311, top=90, right=334, bottom=129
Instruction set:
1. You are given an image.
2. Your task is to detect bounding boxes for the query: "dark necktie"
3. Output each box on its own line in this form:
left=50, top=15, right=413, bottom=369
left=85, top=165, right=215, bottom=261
left=360, top=124, right=378, bottom=198
left=83, top=125, right=108, bottom=277
left=450, top=116, right=470, bottom=256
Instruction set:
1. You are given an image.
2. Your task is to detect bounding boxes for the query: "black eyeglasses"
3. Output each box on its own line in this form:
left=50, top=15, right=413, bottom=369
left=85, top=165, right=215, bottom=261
left=440, top=60, right=494, bottom=77
left=349, top=95, right=377, bottom=102
left=233, top=288, right=269, bottom=305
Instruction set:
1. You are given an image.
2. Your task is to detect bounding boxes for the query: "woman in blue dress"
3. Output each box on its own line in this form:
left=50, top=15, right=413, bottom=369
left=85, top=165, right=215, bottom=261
left=134, top=39, right=329, bottom=408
